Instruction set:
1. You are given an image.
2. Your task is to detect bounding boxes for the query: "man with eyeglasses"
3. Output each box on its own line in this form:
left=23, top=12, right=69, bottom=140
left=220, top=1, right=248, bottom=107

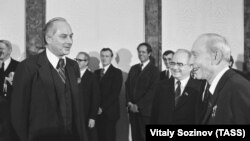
left=151, top=49, right=204, bottom=124
left=76, top=52, right=100, bottom=141
left=160, top=50, right=174, bottom=80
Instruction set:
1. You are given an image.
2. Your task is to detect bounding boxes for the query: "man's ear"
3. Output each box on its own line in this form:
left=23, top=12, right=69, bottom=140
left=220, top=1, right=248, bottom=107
left=211, top=50, right=223, bottom=65
left=45, top=35, right=52, bottom=44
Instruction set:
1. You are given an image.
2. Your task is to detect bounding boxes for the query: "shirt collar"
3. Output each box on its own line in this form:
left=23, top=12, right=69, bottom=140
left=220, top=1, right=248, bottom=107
left=175, top=76, right=190, bottom=96
left=102, top=64, right=111, bottom=74
left=3, top=57, right=11, bottom=71
left=141, top=59, right=150, bottom=70
left=209, top=67, right=229, bottom=95
left=46, top=49, right=66, bottom=69
left=80, top=67, right=88, bottom=77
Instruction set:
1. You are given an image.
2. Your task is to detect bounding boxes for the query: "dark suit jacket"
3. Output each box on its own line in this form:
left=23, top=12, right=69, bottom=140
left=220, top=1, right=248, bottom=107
left=11, top=51, right=87, bottom=141
left=125, top=62, right=159, bottom=117
left=0, top=58, right=19, bottom=102
left=151, top=77, right=204, bottom=124
left=201, top=69, right=250, bottom=124
left=94, top=65, right=123, bottom=121
left=79, top=69, right=100, bottom=122
left=0, top=97, right=11, bottom=141
left=160, top=70, right=171, bottom=81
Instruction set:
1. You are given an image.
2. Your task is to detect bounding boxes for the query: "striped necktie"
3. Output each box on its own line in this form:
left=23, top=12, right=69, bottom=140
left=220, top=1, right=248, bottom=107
left=57, top=59, right=66, bottom=83
left=175, top=80, right=181, bottom=106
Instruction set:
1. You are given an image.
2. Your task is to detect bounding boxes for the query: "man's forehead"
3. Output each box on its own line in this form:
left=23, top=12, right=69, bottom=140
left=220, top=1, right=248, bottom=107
left=173, top=53, right=188, bottom=62
left=53, top=21, right=72, bottom=34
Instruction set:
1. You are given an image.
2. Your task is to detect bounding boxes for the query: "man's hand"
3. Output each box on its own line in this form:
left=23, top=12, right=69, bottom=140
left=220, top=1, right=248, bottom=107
left=128, top=102, right=139, bottom=113
left=88, top=119, right=95, bottom=128
left=97, top=107, right=102, bottom=115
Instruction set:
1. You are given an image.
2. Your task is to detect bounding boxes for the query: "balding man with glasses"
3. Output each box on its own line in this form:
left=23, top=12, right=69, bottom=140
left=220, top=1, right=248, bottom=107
left=151, top=49, right=205, bottom=124
left=76, top=52, right=100, bottom=141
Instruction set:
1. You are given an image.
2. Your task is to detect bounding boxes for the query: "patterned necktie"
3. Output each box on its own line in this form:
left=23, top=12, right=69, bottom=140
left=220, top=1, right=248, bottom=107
left=175, top=80, right=181, bottom=106
left=57, top=59, right=66, bottom=83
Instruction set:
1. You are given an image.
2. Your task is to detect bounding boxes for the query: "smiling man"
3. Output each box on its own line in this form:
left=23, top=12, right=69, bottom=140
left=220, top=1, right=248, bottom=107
left=191, top=33, right=250, bottom=124
left=125, top=42, right=159, bottom=141
left=11, top=17, right=87, bottom=141
left=151, top=49, right=204, bottom=125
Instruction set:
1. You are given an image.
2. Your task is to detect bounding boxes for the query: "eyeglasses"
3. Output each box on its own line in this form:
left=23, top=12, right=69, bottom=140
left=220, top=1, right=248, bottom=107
left=75, top=58, right=87, bottom=62
left=169, top=62, right=189, bottom=67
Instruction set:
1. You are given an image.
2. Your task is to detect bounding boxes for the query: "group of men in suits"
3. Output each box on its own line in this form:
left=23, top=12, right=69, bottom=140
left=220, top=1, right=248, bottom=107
left=5, top=16, right=250, bottom=141
left=76, top=48, right=123, bottom=141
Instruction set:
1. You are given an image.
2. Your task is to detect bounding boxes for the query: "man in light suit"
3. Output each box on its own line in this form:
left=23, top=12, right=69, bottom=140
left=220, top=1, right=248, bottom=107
left=11, top=17, right=87, bottom=141
left=0, top=40, right=19, bottom=103
left=151, top=49, right=204, bottom=124
left=160, top=50, right=174, bottom=80
left=126, top=43, right=159, bottom=141
left=94, top=48, right=122, bottom=141
left=76, top=52, right=100, bottom=141
left=191, top=33, right=250, bottom=124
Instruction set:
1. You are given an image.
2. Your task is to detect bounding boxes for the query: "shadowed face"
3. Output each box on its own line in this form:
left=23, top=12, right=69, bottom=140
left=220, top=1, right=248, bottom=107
left=46, top=21, right=73, bottom=58
left=163, top=53, right=174, bottom=69
left=0, top=43, right=11, bottom=61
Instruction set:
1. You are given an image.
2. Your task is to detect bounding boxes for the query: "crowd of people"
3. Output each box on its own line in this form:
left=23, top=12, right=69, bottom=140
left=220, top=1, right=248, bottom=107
left=0, top=17, right=250, bottom=141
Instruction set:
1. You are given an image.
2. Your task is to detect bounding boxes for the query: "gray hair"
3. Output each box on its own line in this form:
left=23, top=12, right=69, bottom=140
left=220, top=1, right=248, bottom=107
left=77, top=52, right=90, bottom=61
left=44, top=17, right=68, bottom=44
left=197, top=33, right=231, bottom=62
left=175, top=49, right=192, bottom=63
left=0, top=40, right=12, bottom=51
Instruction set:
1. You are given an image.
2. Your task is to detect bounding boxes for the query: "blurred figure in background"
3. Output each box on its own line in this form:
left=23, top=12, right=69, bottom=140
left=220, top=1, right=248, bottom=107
left=160, top=50, right=174, bottom=81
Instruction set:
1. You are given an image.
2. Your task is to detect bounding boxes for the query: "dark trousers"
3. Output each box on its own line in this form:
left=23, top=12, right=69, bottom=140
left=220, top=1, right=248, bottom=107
left=97, top=116, right=117, bottom=141
left=87, top=126, right=98, bottom=141
left=129, top=113, right=150, bottom=141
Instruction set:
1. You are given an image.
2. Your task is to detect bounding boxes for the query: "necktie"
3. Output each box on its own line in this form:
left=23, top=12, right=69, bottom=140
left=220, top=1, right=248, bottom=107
left=166, top=70, right=169, bottom=79
left=139, top=63, right=143, bottom=73
left=203, top=84, right=212, bottom=111
left=175, top=80, right=181, bottom=106
left=100, top=68, right=105, bottom=78
left=57, top=59, right=66, bottom=83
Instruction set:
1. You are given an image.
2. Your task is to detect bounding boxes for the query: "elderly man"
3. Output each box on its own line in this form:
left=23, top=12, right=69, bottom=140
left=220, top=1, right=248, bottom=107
left=151, top=49, right=204, bottom=124
left=11, top=17, right=87, bottom=141
left=191, top=33, right=250, bottom=124
left=0, top=40, right=19, bottom=103
left=76, top=52, right=100, bottom=141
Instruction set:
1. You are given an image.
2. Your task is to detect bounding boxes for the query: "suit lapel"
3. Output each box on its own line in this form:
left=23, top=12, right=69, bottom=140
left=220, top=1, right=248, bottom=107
left=37, top=51, right=58, bottom=107
left=202, top=69, right=233, bottom=124
left=175, top=78, right=193, bottom=109
left=101, top=64, right=113, bottom=83
left=65, top=58, right=79, bottom=104
left=81, top=69, right=90, bottom=87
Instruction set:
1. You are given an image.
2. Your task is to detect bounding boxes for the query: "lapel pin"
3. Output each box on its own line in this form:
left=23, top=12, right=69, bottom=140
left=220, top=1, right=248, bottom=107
left=77, top=78, right=81, bottom=84
left=212, top=105, right=218, bottom=118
